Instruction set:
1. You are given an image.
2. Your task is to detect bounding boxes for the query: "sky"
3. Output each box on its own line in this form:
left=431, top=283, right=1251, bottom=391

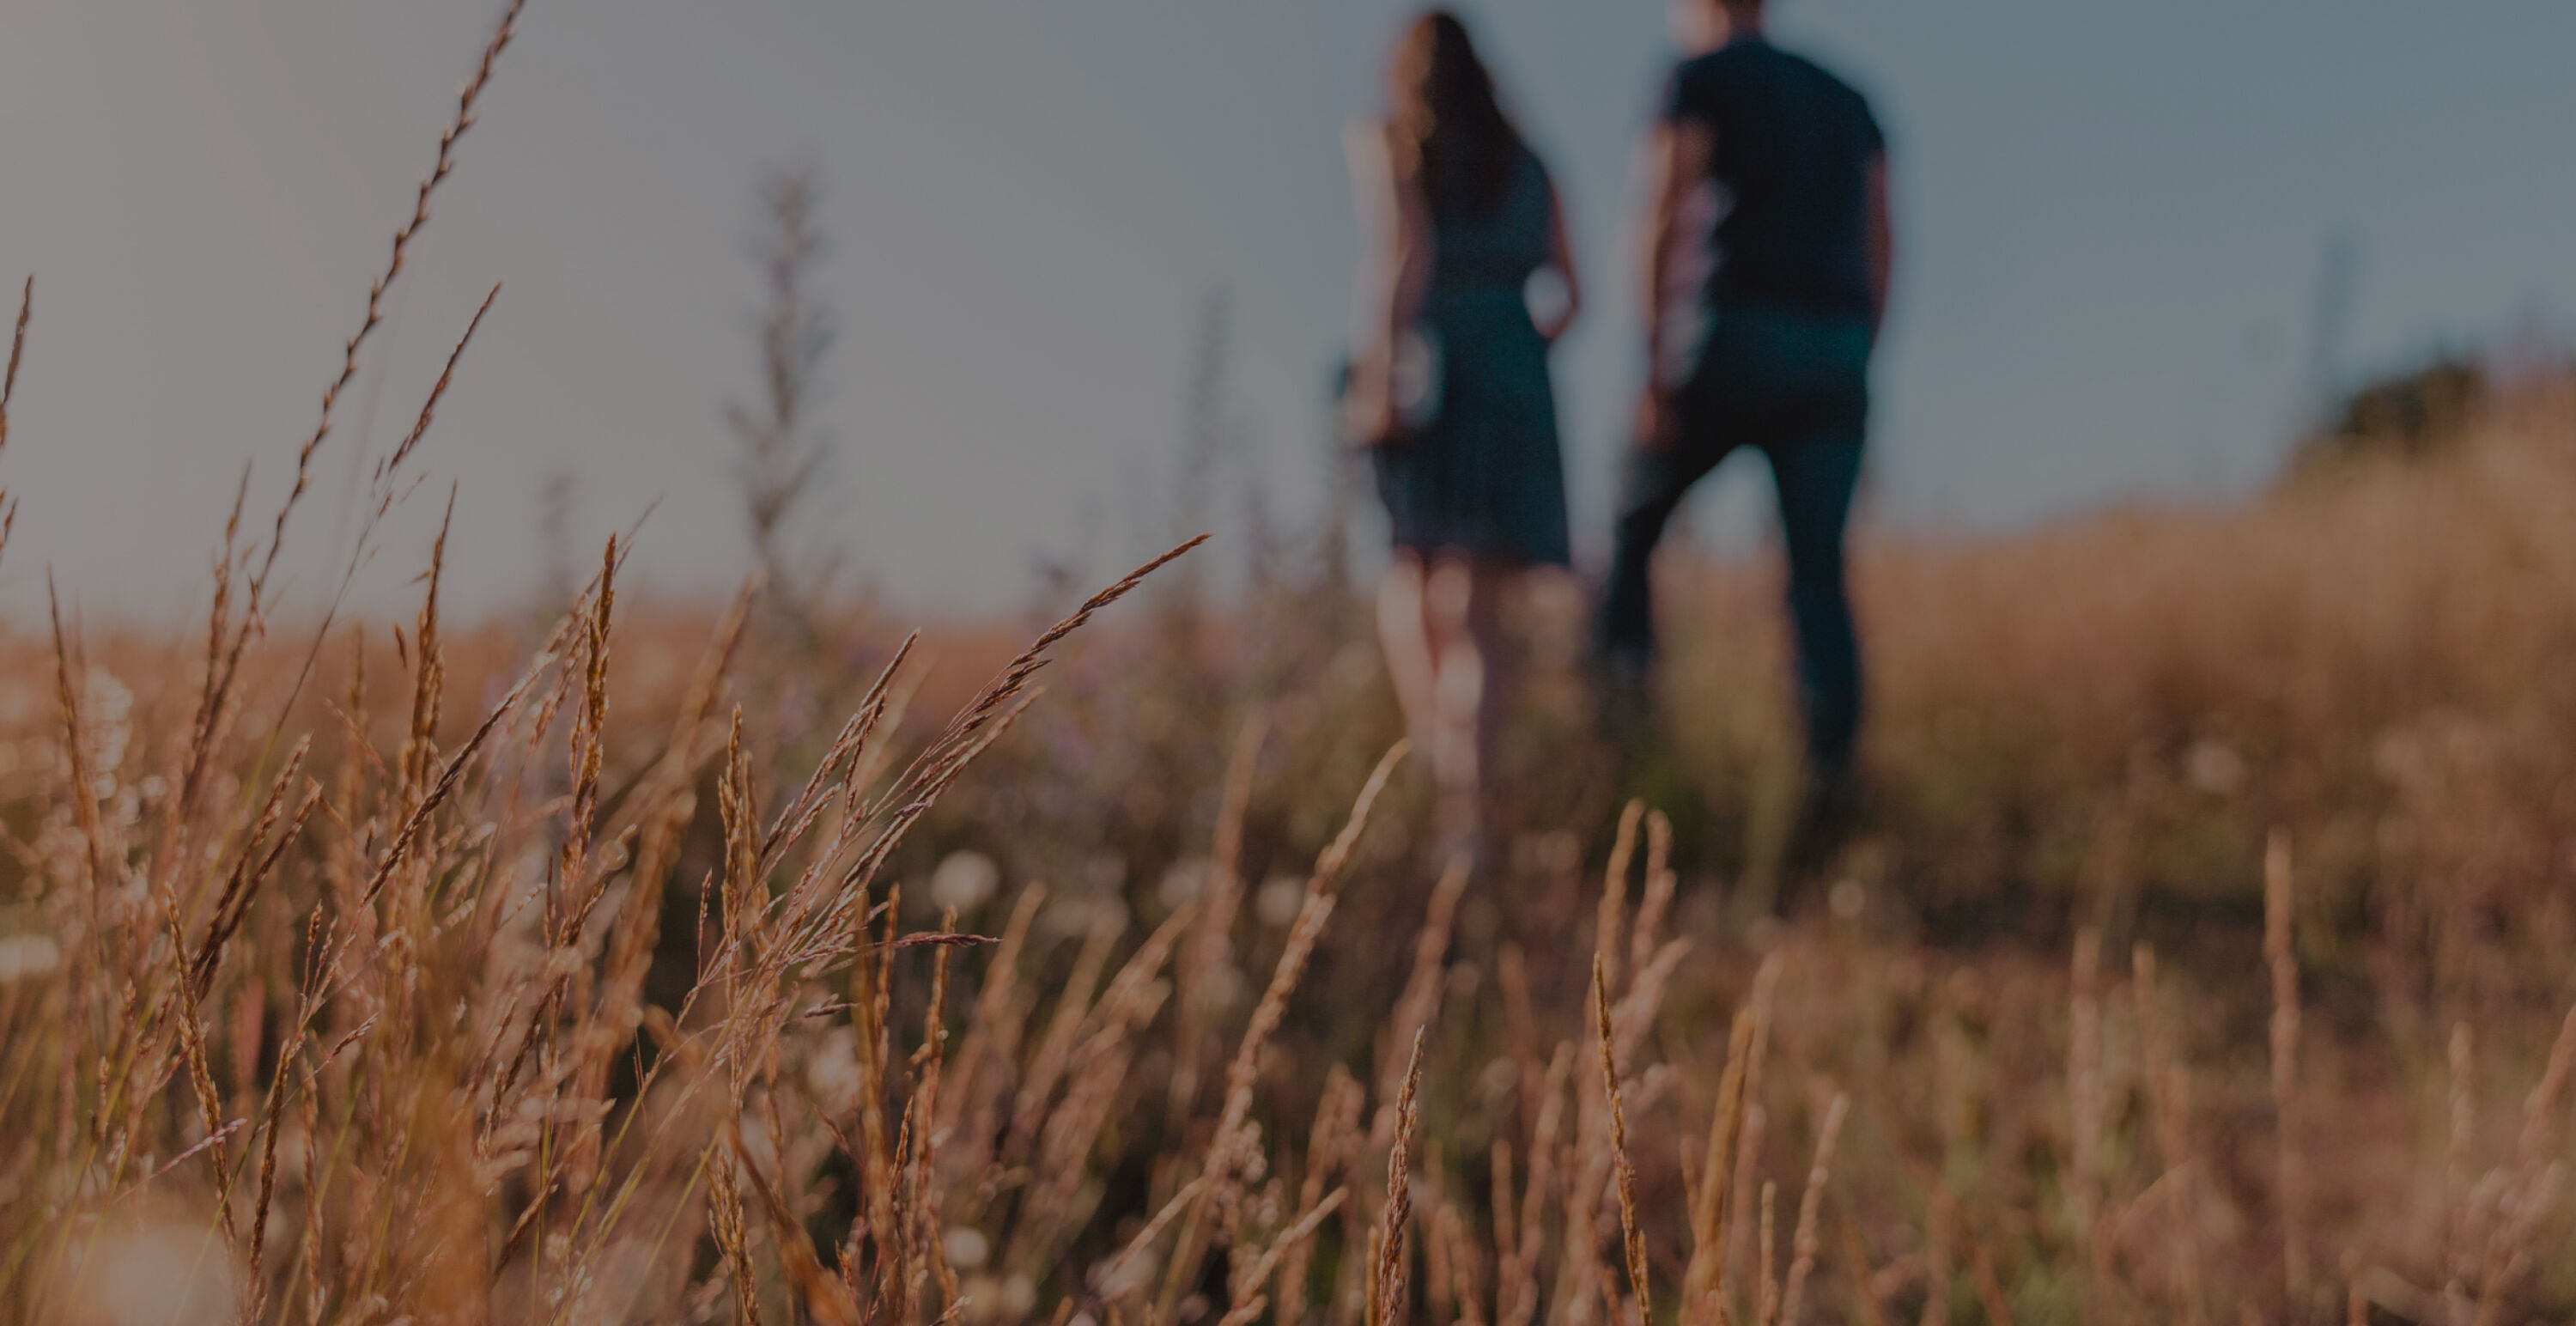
left=1, top=0, right=2572, bottom=623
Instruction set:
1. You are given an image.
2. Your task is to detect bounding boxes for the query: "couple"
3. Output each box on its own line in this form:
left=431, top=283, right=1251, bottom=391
left=1344, top=0, right=1891, bottom=876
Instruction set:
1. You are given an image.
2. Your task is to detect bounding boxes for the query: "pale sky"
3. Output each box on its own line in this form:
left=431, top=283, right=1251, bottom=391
left=3, top=0, right=2572, bottom=623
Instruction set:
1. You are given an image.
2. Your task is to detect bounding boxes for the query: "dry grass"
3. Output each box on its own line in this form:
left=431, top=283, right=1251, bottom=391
left=6, top=7, right=2576, bottom=1324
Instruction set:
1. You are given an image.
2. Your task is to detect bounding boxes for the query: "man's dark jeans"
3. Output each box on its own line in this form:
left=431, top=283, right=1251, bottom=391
left=1601, top=301, right=1873, bottom=782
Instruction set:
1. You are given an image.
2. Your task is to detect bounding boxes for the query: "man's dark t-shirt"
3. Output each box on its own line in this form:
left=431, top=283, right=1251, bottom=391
left=1661, top=39, right=1883, bottom=320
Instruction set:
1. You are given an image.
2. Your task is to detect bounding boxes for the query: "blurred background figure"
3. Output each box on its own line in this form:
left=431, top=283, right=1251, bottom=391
left=1604, top=0, right=1891, bottom=886
left=1342, top=9, right=1582, bottom=870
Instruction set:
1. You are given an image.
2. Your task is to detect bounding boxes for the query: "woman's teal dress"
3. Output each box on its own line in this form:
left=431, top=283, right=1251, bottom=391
left=1371, top=145, right=1571, bottom=568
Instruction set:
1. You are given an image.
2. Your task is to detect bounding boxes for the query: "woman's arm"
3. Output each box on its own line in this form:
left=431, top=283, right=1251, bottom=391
left=1345, top=121, right=1433, bottom=422
left=1538, top=182, right=1582, bottom=344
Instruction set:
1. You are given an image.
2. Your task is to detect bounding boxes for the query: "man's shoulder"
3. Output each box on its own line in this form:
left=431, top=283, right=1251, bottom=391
left=1668, top=40, right=1877, bottom=133
left=1769, top=46, right=1869, bottom=102
left=1672, top=40, right=1759, bottom=84
left=1765, top=45, right=1880, bottom=136
left=1676, top=41, right=1855, bottom=94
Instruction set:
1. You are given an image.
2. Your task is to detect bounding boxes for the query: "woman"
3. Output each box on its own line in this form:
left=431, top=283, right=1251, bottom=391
left=1346, top=10, right=1579, bottom=864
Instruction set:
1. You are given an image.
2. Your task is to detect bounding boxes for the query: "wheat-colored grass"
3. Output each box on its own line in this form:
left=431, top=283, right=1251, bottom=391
left=8, top=4, right=2576, bottom=1323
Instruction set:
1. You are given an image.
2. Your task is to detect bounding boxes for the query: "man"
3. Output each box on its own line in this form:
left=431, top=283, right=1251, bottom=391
left=1603, top=0, right=1892, bottom=871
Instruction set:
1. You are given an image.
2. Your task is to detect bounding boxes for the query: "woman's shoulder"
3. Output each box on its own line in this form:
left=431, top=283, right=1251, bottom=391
left=1342, top=116, right=1412, bottom=204
left=1344, top=115, right=1405, bottom=157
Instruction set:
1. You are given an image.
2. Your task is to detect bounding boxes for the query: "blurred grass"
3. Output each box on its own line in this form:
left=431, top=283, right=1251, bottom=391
left=3, top=7, right=2574, bottom=1311
left=5, top=376, right=2574, bottom=1324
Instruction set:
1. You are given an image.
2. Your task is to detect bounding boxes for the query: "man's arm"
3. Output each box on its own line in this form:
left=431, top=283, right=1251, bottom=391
left=1636, top=118, right=1711, bottom=444
left=1864, top=153, right=1893, bottom=338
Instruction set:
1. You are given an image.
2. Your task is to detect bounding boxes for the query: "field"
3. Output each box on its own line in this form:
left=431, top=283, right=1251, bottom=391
left=7, top=8, right=2576, bottom=1325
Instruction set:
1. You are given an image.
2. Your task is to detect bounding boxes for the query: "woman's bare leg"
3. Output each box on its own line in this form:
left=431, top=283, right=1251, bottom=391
left=1465, top=557, right=1517, bottom=788
left=1377, top=552, right=1441, bottom=757
left=1387, top=550, right=1522, bottom=864
left=1421, top=553, right=1489, bottom=855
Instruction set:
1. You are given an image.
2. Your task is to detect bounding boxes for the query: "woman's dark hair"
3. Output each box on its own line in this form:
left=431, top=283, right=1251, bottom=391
left=1388, top=10, right=1525, bottom=218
